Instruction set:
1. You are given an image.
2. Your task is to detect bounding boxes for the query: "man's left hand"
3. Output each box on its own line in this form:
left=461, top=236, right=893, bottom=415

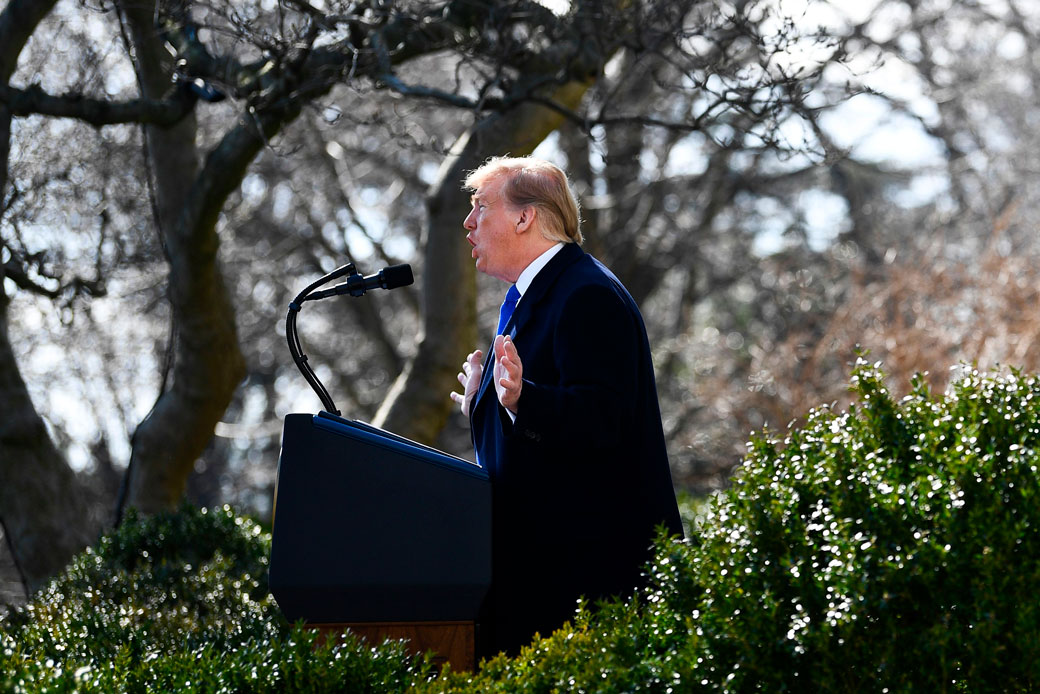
left=493, top=334, right=522, bottom=414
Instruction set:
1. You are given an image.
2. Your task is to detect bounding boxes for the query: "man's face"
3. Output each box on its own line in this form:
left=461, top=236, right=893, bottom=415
left=464, top=176, right=522, bottom=283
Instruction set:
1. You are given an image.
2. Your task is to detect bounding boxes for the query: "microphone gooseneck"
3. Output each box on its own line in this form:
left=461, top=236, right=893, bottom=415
left=286, top=263, right=413, bottom=416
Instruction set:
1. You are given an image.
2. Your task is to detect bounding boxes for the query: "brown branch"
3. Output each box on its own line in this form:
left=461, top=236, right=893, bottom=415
left=1, top=252, right=107, bottom=302
left=0, top=83, right=195, bottom=127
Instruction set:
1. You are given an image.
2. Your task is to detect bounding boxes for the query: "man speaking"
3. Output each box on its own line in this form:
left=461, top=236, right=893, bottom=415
left=450, top=156, right=683, bottom=656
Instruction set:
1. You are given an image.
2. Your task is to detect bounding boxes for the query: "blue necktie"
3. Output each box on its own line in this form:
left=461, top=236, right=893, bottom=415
left=496, top=284, right=520, bottom=336
left=477, top=284, right=520, bottom=470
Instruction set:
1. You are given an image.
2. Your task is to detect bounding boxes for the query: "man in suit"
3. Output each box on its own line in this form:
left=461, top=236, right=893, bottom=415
left=450, top=156, right=683, bottom=656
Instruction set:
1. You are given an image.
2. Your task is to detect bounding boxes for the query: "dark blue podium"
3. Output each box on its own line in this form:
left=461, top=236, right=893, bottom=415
left=269, top=411, right=491, bottom=668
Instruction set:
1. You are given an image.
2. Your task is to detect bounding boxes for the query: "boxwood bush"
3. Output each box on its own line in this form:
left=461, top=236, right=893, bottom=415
left=430, top=360, right=1040, bottom=692
left=4, top=359, right=1040, bottom=692
left=0, top=506, right=431, bottom=693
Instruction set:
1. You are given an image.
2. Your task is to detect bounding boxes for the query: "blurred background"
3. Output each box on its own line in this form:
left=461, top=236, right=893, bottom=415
left=3, top=0, right=1039, bottom=598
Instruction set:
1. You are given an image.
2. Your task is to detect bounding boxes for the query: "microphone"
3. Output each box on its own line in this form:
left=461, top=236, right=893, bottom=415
left=305, top=264, right=413, bottom=301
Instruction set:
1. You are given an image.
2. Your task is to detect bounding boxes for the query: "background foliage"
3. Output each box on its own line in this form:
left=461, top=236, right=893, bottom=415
left=5, top=0, right=1040, bottom=521
left=5, top=360, right=1040, bottom=692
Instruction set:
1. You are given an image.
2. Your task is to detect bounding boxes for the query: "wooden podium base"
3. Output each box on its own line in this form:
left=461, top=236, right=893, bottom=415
left=309, top=621, right=477, bottom=672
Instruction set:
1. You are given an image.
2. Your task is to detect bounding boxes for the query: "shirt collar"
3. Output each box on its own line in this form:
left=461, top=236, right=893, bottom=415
left=515, top=242, right=564, bottom=299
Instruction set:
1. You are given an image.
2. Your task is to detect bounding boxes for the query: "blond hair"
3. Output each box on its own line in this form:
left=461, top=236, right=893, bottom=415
left=465, top=156, right=583, bottom=244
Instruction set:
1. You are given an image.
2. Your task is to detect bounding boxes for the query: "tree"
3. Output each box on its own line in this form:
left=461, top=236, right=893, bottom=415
left=0, top=0, right=101, bottom=595
left=657, top=0, right=1040, bottom=491
left=2, top=0, right=842, bottom=592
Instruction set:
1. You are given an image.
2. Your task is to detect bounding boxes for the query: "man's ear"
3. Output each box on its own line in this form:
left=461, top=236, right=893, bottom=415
left=515, top=206, right=536, bottom=234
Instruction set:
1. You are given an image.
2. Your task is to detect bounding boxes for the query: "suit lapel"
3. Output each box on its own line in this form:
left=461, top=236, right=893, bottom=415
left=472, top=243, right=586, bottom=415
left=505, top=242, right=584, bottom=339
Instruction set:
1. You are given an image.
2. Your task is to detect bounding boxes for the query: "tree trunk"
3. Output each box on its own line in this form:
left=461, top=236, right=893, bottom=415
left=373, top=80, right=594, bottom=443
left=0, top=0, right=98, bottom=594
left=0, top=297, right=98, bottom=593
left=116, top=1, right=336, bottom=515
left=117, top=0, right=248, bottom=515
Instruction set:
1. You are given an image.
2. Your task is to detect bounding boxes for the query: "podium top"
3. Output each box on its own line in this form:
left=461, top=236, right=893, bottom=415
left=312, top=411, right=487, bottom=481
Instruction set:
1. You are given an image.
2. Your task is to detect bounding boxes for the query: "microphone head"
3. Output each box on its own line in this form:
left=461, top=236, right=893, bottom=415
left=382, top=264, right=414, bottom=290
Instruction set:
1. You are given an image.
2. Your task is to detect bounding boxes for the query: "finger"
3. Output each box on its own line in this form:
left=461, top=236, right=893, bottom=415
left=499, top=352, right=520, bottom=376
left=502, top=337, right=521, bottom=364
left=501, top=337, right=520, bottom=368
left=496, top=374, right=520, bottom=411
left=495, top=369, right=515, bottom=393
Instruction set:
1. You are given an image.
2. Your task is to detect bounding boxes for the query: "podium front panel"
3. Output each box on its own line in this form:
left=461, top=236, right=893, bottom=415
left=270, top=412, right=491, bottom=623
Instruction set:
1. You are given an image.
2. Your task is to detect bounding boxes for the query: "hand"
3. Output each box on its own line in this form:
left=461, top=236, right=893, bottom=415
left=493, top=334, right=522, bottom=414
left=450, top=349, right=484, bottom=417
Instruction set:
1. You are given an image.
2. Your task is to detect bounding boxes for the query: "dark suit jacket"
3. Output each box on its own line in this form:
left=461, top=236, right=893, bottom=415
left=470, top=242, right=683, bottom=656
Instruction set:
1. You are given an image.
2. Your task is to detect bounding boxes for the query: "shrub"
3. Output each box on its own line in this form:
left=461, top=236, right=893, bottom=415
left=429, top=360, right=1040, bottom=692
left=0, top=505, right=431, bottom=693
left=5, top=360, right=1040, bottom=692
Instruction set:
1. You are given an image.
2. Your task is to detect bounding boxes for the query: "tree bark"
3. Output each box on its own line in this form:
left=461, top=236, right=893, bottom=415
left=0, top=298, right=97, bottom=593
left=373, top=80, right=594, bottom=443
left=117, top=0, right=249, bottom=515
left=0, top=0, right=97, bottom=593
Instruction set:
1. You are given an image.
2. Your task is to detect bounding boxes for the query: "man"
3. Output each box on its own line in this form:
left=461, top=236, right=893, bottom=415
left=450, top=156, right=683, bottom=656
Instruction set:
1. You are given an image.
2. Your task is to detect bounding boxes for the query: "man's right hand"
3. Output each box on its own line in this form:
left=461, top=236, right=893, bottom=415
left=450, top=349, right=484, bottom=417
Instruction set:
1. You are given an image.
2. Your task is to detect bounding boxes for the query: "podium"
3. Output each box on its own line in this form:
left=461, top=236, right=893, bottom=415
left=269, top=412, right=491, bottom=670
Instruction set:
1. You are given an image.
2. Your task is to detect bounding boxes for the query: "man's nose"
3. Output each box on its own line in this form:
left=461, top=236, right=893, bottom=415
left=463, top=210, right=477, bottom=230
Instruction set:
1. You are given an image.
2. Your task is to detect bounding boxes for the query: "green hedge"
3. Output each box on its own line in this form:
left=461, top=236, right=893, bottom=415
left=439, top=361, right=1040, bottom=692
left=4, top=359, right=1040, bottom=692
left=0, top=506, right=431, bottom=693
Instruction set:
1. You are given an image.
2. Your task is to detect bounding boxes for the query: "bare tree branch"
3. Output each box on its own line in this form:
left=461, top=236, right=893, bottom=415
left=0, top=82, right=195, bottom=127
